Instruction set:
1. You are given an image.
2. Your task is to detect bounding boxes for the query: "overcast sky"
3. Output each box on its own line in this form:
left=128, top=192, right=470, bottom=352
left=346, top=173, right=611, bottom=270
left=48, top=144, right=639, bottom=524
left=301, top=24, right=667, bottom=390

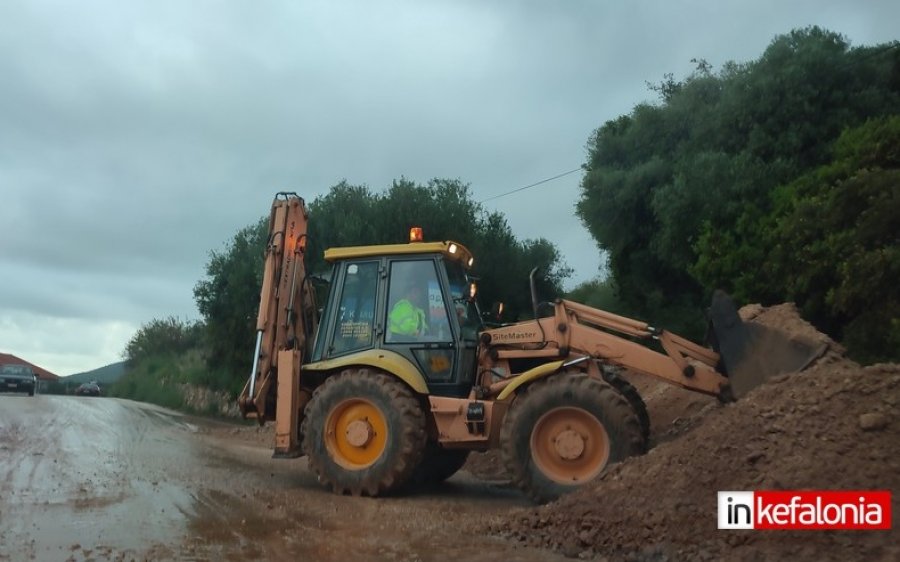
left=1, top=1, right=897, bottom=377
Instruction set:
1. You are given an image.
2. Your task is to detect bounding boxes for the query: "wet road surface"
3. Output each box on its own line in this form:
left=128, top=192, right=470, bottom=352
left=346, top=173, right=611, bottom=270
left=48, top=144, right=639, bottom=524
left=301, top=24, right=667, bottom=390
left=0, top=394, right=568, bottom=561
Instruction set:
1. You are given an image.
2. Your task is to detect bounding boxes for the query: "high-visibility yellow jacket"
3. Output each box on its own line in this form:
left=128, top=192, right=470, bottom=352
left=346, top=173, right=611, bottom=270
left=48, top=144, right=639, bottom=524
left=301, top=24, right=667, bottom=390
left=389, top=299, right=427, bottom=336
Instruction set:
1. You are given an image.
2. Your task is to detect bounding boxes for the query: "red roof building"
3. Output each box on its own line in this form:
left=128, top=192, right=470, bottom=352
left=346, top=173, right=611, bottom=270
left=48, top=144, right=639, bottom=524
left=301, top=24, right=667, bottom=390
left=0, top=353, right=60, bottom=381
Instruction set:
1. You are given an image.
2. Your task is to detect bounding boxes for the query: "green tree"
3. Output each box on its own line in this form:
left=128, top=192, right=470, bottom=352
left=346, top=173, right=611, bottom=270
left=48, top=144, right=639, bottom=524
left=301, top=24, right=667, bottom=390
left=306, top=181, right=381, bottom=273
left=307, top=178, right=571, bottom=319
left=194, top=178, right=572, bottom=387
left=124, top=316, right=202, bottom=367
left=193, top=218, right=268, bottom=388
left=565, top=277, right=623, bottom=313
left=695, top=116, right=900, bottom=362
left=578, top=27, right=899, bottom=339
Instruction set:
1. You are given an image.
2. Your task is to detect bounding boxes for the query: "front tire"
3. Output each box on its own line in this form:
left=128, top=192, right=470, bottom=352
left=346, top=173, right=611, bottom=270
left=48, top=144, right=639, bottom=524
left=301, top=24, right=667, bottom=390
left=501, top=374, right=644, bottom=503
left=601, top=368, right=650, bottom=447
left=301, top=369, right=426, bottom=496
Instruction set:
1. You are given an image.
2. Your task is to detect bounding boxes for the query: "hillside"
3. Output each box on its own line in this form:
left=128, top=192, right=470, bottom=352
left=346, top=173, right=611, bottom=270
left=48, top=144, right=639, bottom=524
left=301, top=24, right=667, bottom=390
left=63, top=361, right=127, bottom=386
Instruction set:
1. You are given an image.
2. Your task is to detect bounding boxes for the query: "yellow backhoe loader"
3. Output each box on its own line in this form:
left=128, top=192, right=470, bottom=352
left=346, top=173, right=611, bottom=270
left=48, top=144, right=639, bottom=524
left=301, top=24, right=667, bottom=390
left=238, top=193, right=824, bottom=502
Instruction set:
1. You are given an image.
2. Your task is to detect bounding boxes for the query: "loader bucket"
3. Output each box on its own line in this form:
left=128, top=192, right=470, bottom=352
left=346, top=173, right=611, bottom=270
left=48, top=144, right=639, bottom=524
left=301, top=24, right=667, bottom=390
left=707, top=291, right=827, bottom=399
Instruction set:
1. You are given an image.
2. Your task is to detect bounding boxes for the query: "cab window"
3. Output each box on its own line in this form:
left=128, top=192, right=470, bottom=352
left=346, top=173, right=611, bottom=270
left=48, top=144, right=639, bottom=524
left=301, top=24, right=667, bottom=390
left=386, top=260, right=452, bottom=343
left=446, top=262, right=482, bottom=340
left=330, top=261, right=378, bottom=355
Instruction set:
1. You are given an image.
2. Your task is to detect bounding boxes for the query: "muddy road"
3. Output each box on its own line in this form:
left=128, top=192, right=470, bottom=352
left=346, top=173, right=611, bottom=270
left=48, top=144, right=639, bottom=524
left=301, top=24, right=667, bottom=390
left=0, top=394, right=567, bottom=561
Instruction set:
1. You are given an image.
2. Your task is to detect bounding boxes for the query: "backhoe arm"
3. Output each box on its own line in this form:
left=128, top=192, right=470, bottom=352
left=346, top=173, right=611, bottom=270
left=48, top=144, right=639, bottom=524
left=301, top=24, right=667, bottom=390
left=238, top=193, right=318, bottom=439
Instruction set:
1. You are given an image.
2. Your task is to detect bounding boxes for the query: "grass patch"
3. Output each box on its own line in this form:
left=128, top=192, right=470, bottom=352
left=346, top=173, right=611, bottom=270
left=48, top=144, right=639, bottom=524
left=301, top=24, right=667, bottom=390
left=107, top=351, right=201, bottom=411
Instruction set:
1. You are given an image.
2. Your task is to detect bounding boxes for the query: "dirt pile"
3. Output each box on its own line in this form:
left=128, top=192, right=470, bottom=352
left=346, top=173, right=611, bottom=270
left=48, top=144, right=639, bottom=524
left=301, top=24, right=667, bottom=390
left=494, top=303, right=900, bottom=560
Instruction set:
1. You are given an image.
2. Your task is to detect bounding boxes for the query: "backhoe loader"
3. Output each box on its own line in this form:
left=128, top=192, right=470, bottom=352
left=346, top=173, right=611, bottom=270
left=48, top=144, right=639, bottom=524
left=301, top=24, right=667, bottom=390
left=238, top=193, right=824, bottom=502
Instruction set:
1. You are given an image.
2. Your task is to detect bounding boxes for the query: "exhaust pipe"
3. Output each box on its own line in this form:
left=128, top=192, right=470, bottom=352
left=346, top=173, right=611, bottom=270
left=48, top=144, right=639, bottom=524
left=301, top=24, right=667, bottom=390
left=529, top=267, right=540, bottom=319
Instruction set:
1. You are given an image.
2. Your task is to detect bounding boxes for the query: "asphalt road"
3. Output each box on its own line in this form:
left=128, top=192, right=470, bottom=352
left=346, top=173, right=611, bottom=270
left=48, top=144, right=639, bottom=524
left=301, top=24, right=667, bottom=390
left=0, top=394, right=566, bottom=561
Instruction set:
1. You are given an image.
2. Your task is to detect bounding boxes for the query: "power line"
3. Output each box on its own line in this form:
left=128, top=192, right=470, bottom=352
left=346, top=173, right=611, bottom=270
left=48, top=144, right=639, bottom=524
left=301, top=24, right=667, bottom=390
left=478, top=45, right=897, bottom=207
left=479, top=167, right=582, bottom=203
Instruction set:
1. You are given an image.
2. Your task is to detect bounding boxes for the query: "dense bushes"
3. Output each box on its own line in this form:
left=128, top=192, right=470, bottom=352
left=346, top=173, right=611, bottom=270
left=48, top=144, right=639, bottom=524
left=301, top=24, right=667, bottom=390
left=577, top=28, right=899, bottom=357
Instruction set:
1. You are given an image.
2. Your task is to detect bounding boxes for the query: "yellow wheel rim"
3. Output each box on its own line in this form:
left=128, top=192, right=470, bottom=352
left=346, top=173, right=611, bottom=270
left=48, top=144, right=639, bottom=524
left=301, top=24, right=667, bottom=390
left=530, top=406, right=610, bottom=485
left=324, top=398, right=388, bottom=470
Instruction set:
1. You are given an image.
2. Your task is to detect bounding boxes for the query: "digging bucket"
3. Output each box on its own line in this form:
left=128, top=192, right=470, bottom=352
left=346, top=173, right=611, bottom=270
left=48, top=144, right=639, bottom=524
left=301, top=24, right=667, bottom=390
left=707, top=291, right=827, bottom=399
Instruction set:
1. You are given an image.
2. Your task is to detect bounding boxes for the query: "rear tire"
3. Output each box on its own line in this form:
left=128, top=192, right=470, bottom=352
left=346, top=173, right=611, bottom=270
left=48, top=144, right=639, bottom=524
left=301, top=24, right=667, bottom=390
left=501, top=374, right=644, bottom=503
left=408, top=443, right=470, bottom=487
left=302, top=369, right=426, bottom=496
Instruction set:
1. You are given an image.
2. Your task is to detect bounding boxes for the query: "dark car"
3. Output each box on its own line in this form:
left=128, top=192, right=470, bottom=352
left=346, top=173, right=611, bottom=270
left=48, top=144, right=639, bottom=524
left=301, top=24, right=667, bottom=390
left=75, top=381, right=101, bottom=396
left=0, top=364, right=37, bottom=396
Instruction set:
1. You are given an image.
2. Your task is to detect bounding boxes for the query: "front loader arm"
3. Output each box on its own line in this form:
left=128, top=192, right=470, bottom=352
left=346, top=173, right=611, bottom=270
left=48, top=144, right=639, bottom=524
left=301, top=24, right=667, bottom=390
left=482, top=295, right=825, bottom=400
left=482, top=299, right=729, bottom=398
left=560, top=300, right=727, bottom=396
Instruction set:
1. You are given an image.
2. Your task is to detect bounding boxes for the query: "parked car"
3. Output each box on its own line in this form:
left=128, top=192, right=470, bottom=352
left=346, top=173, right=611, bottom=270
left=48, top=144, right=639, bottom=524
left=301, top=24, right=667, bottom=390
left=75, top=381, right=101, bottom=397
left=0, top=363, right=37, bottom=396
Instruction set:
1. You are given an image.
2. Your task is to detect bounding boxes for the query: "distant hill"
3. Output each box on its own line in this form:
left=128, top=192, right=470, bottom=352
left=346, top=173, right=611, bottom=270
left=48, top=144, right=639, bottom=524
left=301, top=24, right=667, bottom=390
left=63, top=361, right=127, bottom=386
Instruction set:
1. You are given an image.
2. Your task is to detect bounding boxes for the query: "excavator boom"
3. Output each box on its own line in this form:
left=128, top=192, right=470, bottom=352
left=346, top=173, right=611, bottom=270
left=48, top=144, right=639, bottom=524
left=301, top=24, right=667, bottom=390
left=238, top=193, right=318, bottom=454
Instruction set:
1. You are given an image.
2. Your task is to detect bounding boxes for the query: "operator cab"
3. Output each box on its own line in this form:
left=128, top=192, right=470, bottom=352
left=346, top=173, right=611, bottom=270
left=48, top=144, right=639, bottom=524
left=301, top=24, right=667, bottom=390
left=310, top=234, right=481, bottom=397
